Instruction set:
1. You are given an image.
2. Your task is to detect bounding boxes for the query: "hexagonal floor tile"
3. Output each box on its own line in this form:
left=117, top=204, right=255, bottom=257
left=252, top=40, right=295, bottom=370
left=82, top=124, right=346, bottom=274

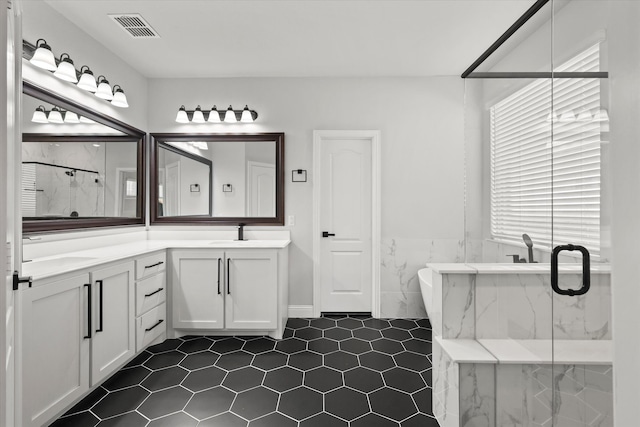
left=147, top=339, right=182, bottom=354
left=286, top=318, right=310, bottom=329
left=243, top=337, right=276, bottom=354
left=231, top=387, right=279, bottom=420
left=304, top=366, right=343, bottom=392
left=275, top=338, right=307, bottom=354
left=369, top=388, right=418, bottom=422
left=249, top=412, right=297, bottom=427
left=178, top=337, right=212, bottom=353
left=138, top=386, right=193, bottom=419
left=390, top=319, right=418, bottom=330
left=325, top=387, right=369, bottom=421
left=324, top=328, right=352, bottom=341
left=403, top=413, right=440, bottom=427
left=410, top=328, right=432, bottom=341
left=252, top=351, right=288, bottom=371
left=92, top=386, right=150, bottom=419
left=308, top=338, right=339, bottom=354
left=50, top=411, right=99, bottom=427
left=300, top=412, right=347, bottom=427
left=350, top=413, right=397, bottom=427
left=282, top=328, right=294, bottom=339
left=412, top=387, right=433, bottom=415
left=278, top=386, right=323, bottom=420
left=264, top=366, right=303, bottom=392
left=182, top=366, right=226, bottom=392
left=294, top=327, right=323, bottom=340
left=199, top=412, right=247, bottom=427
left=184, top=386, right=235, bottom=420
left=95, top=411, right=147, bottom=427
left=416, top=319, right=432, bottom=329
left=309, top=318, right=337, bottom=329
left=147, top=412, right=198, bottom=427
left=211, top=338, right=245, bottom=354
left=141, top=366, right=189, bottom=391
left=62, top=387, right=107, bottom=415
left=402, top=338, right=432, bottom=355
left=422, top=368, right=432, bottom=387
left=383, top=367, right=426, bottom=393
left=344, top=367, right=384, bottom=393
left=381, top=328, right=412, bottom=341
left=336, top=318, right=364, bottom=330
left=179, top=351, right=219, bottom=371
left=143, top=350, right=186, bottom=370
left=324, top=351, right=359, bottom=371
left=371, top=339, right=404, bottom=355
left=288, top=351, right=323, bottom=371
left=339, top=338, right=371, bottom=355
left=362, top=318, right=391, bottom=330
left=216, top=351, right=254, bottom=371
left=394, top=352, right=431, bottom=372
left=358, top=351, right=396, bottom=371
left=102, top=366, right=151, bottom=391
left=222, top=366, right=265, bottom=392
left=124, top=351, right=152, bottom=368
left=352, top=328, right=383, bottom=341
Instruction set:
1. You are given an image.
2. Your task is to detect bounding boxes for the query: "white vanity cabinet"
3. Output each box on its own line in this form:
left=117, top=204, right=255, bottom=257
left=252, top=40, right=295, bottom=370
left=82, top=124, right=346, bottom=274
left=170, top=248, right=286, bottom=338
left=20, top=273, right=91, bottom=427
left=134, top=251, right=167, bottom=351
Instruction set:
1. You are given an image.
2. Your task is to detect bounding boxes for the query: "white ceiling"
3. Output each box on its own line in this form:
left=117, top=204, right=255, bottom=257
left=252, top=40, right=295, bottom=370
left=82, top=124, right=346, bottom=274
left=41, top=0, right=533, bottom=79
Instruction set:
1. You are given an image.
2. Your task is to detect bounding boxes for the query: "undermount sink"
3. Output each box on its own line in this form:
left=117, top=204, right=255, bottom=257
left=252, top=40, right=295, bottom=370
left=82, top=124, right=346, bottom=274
left=24, top=256, right=98, bottom=269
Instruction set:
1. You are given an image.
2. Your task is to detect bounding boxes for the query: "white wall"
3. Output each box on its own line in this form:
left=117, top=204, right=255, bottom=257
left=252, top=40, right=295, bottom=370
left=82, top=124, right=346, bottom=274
left=148, top=77, right=466, bottom=315
left=209, top=141, right=247, bottom=217
left=21, top=0, right=148, bottom=131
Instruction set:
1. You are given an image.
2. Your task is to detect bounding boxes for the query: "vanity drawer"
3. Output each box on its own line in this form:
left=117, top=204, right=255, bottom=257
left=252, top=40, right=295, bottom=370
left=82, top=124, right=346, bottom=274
left=137, top=303, right=166, bottom=352
left=135, top=252, right=166, bottom=280
left=136, top=274, right=166, bottom=316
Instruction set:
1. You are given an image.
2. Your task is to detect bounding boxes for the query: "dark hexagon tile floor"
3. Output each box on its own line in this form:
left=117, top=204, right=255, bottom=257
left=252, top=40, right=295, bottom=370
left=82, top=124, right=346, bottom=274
left=52, top=316, right=439, bottom=427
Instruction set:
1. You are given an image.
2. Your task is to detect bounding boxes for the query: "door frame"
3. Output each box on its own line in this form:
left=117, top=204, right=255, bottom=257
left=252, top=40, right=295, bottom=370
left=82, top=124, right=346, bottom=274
left=312, top=130, right=381, bottom=318
left=246, top=160, right=276, bottom=217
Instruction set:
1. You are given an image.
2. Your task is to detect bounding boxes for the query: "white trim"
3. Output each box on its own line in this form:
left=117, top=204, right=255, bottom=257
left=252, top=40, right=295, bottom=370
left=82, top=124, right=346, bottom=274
left=246, top=160, right=276, bottom=217
left=312, top=130, right=381, bottom=318
left=288, top=305, right=314, bottom=318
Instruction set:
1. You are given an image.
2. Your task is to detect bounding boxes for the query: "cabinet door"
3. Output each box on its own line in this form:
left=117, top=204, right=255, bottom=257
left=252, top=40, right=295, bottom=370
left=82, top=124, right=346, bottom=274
left=91, top=262, right=135, bottom=385
left=21, top=274, right=91, bottom=427
left=225, top=250, right=278, bottom=330
left=172, top=250, right=225, bottom=329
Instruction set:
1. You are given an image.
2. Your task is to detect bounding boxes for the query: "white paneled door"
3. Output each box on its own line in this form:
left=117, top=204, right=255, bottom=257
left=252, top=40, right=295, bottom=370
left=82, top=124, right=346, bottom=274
left=314, top=131, right=380, bottom=315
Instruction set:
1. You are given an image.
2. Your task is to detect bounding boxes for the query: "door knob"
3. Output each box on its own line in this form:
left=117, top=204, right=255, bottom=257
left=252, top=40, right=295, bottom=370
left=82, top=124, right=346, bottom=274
left=322, top=231, right=335, bottom=238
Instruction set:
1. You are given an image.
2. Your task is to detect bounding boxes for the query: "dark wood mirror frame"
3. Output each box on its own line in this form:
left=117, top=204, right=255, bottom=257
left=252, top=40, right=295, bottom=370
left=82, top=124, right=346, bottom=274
left=150, top=133, right=285, bottom=226
left=23, top=81, right=146, bottom=234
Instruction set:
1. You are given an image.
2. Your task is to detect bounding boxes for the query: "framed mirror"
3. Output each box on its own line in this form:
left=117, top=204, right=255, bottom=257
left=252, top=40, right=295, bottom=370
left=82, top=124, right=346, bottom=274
left=150, top=133, right=285, bottom=225
left=22, top=81, right=146, bottom=233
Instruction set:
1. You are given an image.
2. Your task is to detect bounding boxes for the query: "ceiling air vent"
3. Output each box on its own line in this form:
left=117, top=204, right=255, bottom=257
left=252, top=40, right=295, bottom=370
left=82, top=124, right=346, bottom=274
left=108, top=14, right=160, bottom=38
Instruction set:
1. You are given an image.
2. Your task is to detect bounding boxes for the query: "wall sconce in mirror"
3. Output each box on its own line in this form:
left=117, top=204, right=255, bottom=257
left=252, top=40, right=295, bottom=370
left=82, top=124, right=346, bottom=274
left=223, top=184, right=233, bottom=193
left=31, top=105, right=95, bottom=124
left=175, top=105, right=258, bottom=123
left=190, top=184, right=200, bottom=193
left=292, top=169, right=307, bottom=182
left=24, top=39, right=130, bottom=108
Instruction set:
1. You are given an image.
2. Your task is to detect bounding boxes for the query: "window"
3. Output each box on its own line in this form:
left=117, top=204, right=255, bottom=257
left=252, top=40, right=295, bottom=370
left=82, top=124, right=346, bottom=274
left=490, top=44, right=602, bottom=253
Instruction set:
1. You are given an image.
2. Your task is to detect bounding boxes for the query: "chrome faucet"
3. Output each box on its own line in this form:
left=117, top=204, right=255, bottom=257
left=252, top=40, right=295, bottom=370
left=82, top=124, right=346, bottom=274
left=237, top=223, right=246, bottom=241
left=522, top=233, right=537, bottom=263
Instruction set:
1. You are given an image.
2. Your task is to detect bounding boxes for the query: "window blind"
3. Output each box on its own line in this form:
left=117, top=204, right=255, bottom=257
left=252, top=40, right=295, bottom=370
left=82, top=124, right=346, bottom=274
left=490, top=44, right=602, bottom=253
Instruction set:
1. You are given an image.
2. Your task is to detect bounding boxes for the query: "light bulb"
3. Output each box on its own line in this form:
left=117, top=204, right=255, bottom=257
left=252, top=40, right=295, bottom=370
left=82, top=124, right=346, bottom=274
left=593, top=108, right=610, bottom=122
left=64, top=111, right=80, bottom=124
left=48, top=107, right=64, bottom=124
left=77, top=66, right=97, bottom=92
left=240, top=105, right=253, bottom=123
left=576, top=109, right=593, bottom=122
left=29, top=39, right=57, bottom=71
left=95, top=76, right=113, bottom=100
left=111, top=85, right=129, bottom=108
left=192, top=105, right=205, bottom=123
left=208, top=106, right=221, bottom=123
left=53, top=53, right=78, bottom=83
left=31, top=106, right=48, bottom=123
left=176, top=105, right=189, bottom=123
left=559, top=110, right=576, bottom=123
left=224, top=105, right=237, bottom=123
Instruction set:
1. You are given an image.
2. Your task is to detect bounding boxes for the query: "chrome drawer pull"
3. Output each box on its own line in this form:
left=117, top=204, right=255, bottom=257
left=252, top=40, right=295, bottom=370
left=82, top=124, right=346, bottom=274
left=144, top=288, right=164, bottom=298
left=145, top=319, right=164, bottom=332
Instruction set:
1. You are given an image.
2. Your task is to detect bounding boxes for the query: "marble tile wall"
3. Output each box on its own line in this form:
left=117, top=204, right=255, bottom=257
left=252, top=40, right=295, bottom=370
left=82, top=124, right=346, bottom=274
left=459, top=364, right=495, bottom=427
left=380, top=238, right=465, bottom=318
left=433, top=338, right=460, bottom=427
left=475, top=274, right=611, bottom=340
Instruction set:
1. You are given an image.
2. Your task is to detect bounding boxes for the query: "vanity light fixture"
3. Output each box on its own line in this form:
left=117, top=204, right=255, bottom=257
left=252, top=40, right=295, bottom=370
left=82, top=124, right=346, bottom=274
left=593, top=108, right=610, bottom=122
left=47, top=107, right=64, bottom=124
left=224, top=105, right=237, bottom=123
left=558, top=110, right=577, bottom=123
left=64, top=111, right=80, bottom=124
left=31, top=105, right=49, bottom=123
left=29, top=39, right=57, bottom=71
left=176, top=105, right=189, bottom=123
left=192, top=105, right=206, bottom=123
left=208, top=106, right=221, bottom=123
left=576, top=109, right=593, bottom=122
left=111, top=85, right=129, bottom=108
left=77, top=66, right=98, bottom=92
left=175, top=105, right=258, bottom=123
left=53, top=53, right=79, bottom=83
left=95, top=76, right=114, bottom=100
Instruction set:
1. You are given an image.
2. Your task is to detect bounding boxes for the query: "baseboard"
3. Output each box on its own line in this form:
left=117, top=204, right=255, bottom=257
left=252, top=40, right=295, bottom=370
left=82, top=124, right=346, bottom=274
left=288, top=305, right=314, bottom=318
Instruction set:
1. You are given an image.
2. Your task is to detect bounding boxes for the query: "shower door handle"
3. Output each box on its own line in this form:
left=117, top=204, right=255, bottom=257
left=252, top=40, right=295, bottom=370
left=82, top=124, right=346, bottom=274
left=551, top=244, right=590, bottom=297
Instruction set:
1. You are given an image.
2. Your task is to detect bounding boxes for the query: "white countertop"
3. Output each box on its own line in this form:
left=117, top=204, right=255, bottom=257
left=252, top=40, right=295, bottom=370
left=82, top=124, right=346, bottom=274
left=435, top=336, right=497, bottom=364
left=22, top=239, right=290, bottom=281
left=427, top=263, right=611, bottom=275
